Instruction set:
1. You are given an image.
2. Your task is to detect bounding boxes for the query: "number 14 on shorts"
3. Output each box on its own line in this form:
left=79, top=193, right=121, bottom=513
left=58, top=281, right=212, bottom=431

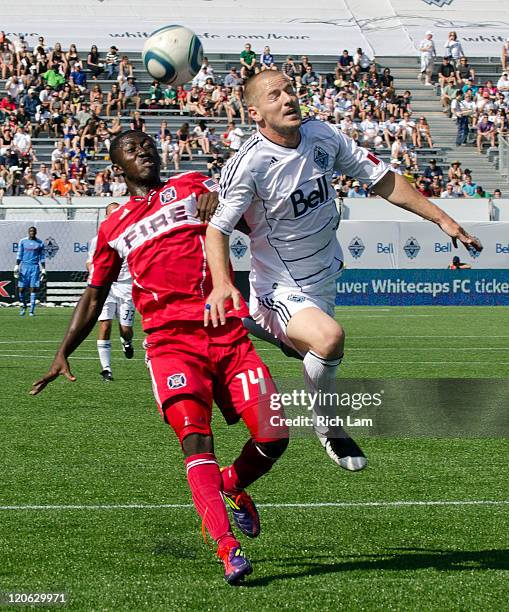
left=235, top=368, right=267, bottom=401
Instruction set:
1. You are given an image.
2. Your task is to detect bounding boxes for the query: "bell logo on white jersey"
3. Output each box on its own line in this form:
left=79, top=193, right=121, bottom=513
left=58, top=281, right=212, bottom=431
left=290, top=175, right=329, bottom=218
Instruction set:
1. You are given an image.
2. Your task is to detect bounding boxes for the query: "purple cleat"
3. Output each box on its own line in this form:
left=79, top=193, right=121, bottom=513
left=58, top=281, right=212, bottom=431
left=217, top=544, right=253, bottom=585
left=223, top=490, right=261, bottom=538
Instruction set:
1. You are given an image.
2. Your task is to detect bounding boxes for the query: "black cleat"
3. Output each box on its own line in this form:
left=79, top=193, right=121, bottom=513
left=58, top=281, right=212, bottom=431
left=122, top=342, right=134, bottom=359
left=317, top=430, right=368, bottom=471
left=100, top=369, right=113, bottom=382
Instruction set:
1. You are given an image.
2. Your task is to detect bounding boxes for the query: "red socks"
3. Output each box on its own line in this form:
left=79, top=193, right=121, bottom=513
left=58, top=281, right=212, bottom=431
left=221, top=439, right=276, bottom=493
left=185, top=453, right=238, bottom=548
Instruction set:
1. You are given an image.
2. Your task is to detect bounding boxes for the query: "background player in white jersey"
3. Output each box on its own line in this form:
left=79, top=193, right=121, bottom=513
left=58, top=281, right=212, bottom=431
left=204, top=70, right=482, bottom=470
left=86, top=202, right=135, bottom=381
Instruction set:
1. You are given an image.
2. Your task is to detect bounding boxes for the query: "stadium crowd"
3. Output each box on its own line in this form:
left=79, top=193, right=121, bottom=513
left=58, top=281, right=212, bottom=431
left=0, top=30, right=506, bottom=199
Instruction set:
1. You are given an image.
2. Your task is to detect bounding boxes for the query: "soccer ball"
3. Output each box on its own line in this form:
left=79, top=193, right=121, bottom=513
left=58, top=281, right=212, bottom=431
left=142, top=25, right=203, bottom=86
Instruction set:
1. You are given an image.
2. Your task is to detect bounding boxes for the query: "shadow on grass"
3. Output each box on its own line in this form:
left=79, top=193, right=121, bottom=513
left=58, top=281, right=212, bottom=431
left=246, top=548, right=509, bottom=587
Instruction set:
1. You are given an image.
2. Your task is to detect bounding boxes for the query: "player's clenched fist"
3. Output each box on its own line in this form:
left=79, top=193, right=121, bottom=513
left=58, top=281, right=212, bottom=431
left=204, top=282, right=242, bottom=328
left=30, top=354, right=76, bottom=396
left=195, top=191, right=219, bottom=223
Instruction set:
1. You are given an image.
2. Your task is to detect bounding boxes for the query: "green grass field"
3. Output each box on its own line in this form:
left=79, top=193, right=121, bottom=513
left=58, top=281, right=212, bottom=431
left=1, top=306, right=508, bottom=611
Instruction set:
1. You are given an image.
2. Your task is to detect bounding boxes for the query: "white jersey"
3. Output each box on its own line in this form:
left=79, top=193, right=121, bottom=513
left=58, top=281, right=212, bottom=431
left=211, top=118, right=390, bottom=296
left=88, top=235, right=131, bottom=284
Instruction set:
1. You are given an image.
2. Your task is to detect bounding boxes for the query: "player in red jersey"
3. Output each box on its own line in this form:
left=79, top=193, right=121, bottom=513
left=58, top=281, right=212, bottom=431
left=30, top=130, right=289, bottom=585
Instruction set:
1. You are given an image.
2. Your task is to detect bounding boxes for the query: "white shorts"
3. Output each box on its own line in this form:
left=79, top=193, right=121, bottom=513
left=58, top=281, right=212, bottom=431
left=249, top=280, right=336, bottom=348
left=98, top=282, right=135, bottom=326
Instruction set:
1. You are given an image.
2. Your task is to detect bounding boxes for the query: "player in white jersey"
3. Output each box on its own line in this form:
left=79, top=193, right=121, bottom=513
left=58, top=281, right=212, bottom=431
left=87, top=202, right=135, bottom=381
left=204, top=71, right=482, bottom=470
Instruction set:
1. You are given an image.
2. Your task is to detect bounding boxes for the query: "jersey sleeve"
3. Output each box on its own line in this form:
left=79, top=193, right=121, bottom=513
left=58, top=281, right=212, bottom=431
left=87, top=226, right=121, bottom=287
left=209, top=153, right=255, bottom=236
left=86, top=235, right=98, bottom=266
left=38, top=240, right=45, bottom=264
left=331, top=126, right=391, bottom=187
left=17, top=239, right=24, bottom=263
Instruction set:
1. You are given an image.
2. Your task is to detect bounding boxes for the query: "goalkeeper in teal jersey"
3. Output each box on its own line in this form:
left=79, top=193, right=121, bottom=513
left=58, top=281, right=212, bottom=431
left=14, top=226, right=46, bottom=316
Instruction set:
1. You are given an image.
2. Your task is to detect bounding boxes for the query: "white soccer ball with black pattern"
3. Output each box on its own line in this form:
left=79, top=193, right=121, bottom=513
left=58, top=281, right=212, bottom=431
left=142, top=25, right=203, bottom=85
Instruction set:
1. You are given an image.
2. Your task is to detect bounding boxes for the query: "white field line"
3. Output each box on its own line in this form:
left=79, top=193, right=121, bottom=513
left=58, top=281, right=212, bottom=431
left=1, top=354, right=508, bottom=365
left=0, top=500, right=507, bottom=512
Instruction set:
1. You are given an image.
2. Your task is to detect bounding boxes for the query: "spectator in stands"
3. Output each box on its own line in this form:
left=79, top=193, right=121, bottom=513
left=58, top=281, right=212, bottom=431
left=22, top=89, right=38, bottom=121
left=69, top=63, right=87, bottom=92
left=424, top=158, right=444, bottom=182
left=192, top=64, right=214, bottom=88
left=281, top=56, right=297, bottom=82
left=129, top=110, right=145, bottom=132
left=502, top=38, right=509, bottom=72
left=456, top=57, right=475, bottom=84
left=347, top=180, right=367, bottom=198
left=118, top=55, right=134, bottom=82
left=380, top=67, right=394, bottom=89
left=145, top=80, right=164, bottom=108
left=447, top=160, right=463, bottom=182
left=449, top=255, right=471, bottom=269
left=337, top=50, right=354, bottom=79
left=239, top=43, right=257, bottom=79
left=224, top=67, right=243, bottom=89
left=301, top=64, right=321, bottom=87
left=441, top=78, right=458, bottom=115
left=12, top=125, right=33, bottom=161
left=50, top=172, right=77, bottom=197
left=111, top=175, right=127, bottom=197
left=493, top=188, right=502, bottom=198
left=451, top=91, right=474, bottom=146
left=444, top=31, right=464, bottom=69
left=461, top=174, right=478, bottom=197
left=496, top=72, right=509, bottom=101
left=124, top=77, right=141, bottom=111
left=440, top=183, right=461, bottom=198
left=419, top=31, right=436, bottom=86
left=226, top=87, right=246, bottom=124
left=35, top=163, right=51, bottom=194
left=87, top=45, right=104, bottom=79
left=192, top=120, right=210, bottom=155
left=476, top=113, right=496, bottom=152
left=359, top=112, right=382, bottom=148
left=473, top=185, right=491, bottom=198
left=40, top=64, right=65, bottom=89
left=224, top=121, right=244, bottom=153
left=382, top=115, right=399, bottom=148
left=415, top=116, right=433, bottom=148
left=177, top=122, right=193, bottom=161
left=260, top=46, right=276, bottom=71
left=105, top=46, right=120, bottom=79
left=390, top=158, right=403, bottom=174
left=186, top=85, right=206, bottom=117
left=104, top=83, right=121, bottom=117
left=5, top=75, right=24, bottom=103
left=0, top=43, right=15, bottom=80
left=65, top=44, right=81, bottom=71
left=89, top=84, right=103, bottom=115
left=415, top=176, right=431, bottom=197
left=398, top=111, right=416, bottom=145
left=438, top=57, right=456, bottom=89
left=352, top=48, right=371, bottom=77
left=333, top=91, right=353, bottom=123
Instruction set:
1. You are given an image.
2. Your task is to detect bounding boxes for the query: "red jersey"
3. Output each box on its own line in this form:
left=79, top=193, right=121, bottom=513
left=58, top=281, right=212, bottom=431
left=88, top=171, right=248, bottom=332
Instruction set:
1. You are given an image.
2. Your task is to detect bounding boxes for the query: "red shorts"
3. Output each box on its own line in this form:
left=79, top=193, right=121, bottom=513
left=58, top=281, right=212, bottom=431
left=145, top=319, right=285, bottom=440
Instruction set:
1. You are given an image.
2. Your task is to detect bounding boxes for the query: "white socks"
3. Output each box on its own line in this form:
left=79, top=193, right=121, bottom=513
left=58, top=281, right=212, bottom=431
left=303, top=351, right=343, bottom=437
left=97, top=340, right=111, bottom=371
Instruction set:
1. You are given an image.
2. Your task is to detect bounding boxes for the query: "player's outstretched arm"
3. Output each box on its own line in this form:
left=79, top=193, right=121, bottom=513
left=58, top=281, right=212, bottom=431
left=204, top=225, right=241, bottom=328
left=373, top=171, right=483, bottom=252
left=30, top=285, right=111, bottom=395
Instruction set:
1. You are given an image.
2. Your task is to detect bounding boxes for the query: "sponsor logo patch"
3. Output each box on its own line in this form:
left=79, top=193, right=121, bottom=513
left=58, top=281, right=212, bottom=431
left=230, top=236, right=248, bottom=259
left=287, top=294, right=306, bottom=303
left=160, top=186, right=177, bottom=205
